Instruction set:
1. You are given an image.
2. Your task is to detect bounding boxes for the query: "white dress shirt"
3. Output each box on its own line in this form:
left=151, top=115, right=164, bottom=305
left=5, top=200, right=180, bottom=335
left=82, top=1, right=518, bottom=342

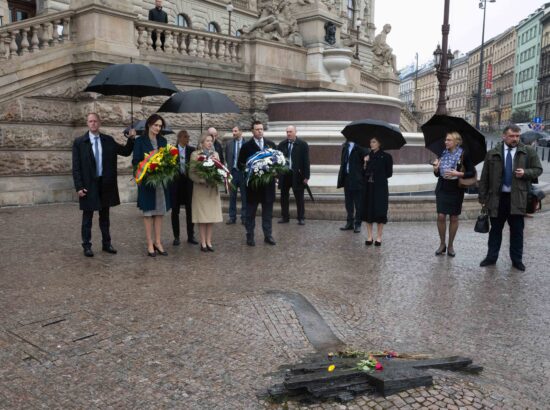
left=89, top=132, right=102, bottom=177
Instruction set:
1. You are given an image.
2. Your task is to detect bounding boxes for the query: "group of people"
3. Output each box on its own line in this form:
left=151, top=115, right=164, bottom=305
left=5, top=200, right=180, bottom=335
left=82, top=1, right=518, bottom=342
left=72, top=113, right=311, bottom=256
left=72, top=113, right=543, bottom=271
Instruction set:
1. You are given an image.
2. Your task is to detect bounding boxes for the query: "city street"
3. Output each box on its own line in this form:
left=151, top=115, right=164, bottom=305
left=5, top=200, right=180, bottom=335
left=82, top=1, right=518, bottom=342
left=1, top=203, right=549, bottom=409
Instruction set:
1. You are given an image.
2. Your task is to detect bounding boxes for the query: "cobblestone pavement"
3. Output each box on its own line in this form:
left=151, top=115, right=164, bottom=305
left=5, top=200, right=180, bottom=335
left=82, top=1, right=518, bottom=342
left=1, top=203, right=549, bottom=409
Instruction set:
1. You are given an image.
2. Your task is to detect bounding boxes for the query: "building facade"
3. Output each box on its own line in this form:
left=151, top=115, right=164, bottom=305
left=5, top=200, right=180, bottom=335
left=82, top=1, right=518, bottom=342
left=415, top=62, right=437, bottom=125
left=446, top=54, right=468, bottom=119
left=538, top=11, right=550, bottom=123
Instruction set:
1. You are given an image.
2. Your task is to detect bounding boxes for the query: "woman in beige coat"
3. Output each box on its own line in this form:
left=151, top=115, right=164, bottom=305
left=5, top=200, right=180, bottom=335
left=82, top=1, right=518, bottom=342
left=189, top=134, right=223, bottom=251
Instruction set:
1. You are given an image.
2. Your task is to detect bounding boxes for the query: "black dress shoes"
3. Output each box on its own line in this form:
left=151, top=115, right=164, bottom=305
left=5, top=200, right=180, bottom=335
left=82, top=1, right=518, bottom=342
left=200, top=245, right=209, bottom=252
left=147, top=249, right=156, bottom=257
left=435, top=245, right=447, bottom=256
left=246, top=237, right=255, bottom=246
left=226, top=219, right=236, bottom=225
left=374, top=241, right=382, bottom=246
left=102, top=244, right=117, bottom=254
left=264, top=236, right=276, bottom=245
left=512, top=261, right=526, bottom=271
left=297, top=219, right=305, bottom=225
left=173, top=238, right=181, bottom=246
left=365, top=240, right=373, bottom=246
left=353, top=227, right=361, bottom=233
left=340, top=225, right=353, bottom=231
left=479, top=258, right=497, bottom=267
left=187, top=237, right=198, bottom=245
left=278, top=219, right=289, bottom=224
left=83, top=248, right=94, bottom=257
left=207, top=245, right=215, bottom=252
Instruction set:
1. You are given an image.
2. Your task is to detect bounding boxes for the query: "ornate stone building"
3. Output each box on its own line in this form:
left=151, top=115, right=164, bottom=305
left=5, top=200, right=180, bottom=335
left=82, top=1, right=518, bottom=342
left=446, top=53, right=468, bottom=120
left=415, top=62, right=437, bottom=125
left=0, top=0, right=400, bottom=206
left=490, top=27, right=516, bottom=127
left=537, top=9, right=550, bottom=123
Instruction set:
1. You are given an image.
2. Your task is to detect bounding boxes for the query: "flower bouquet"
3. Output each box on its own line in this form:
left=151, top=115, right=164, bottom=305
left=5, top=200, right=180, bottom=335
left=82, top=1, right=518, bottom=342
left=190, top=154, right=233, bottom=191
left=134, top=144, right=179, bottom=188
left=245, top=148, right=288, bottom=189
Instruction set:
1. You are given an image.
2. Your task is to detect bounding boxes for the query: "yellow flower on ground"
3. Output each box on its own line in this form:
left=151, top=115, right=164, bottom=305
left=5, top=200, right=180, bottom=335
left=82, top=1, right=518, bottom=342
left=327, top=364, right=335, bottom=372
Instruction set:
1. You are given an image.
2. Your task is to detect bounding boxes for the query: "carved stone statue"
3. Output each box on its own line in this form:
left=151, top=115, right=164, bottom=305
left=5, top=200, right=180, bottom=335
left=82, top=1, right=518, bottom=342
left=373, top=24, right=397, bottom=72
left=324, top=22, right=336, bottom=45
left=240, top=0, right=304, bottom=46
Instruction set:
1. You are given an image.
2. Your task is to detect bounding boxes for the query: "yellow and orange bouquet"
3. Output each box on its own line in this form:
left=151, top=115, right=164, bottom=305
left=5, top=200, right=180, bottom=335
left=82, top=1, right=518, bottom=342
left=134, top=144, right=179, bottom=188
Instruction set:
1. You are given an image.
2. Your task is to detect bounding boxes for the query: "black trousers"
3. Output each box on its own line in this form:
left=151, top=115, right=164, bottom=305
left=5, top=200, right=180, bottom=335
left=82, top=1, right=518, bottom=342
left=82, top=208, right=110, bottom=249
left=151, top=31, right=165, bottom=50
left=280, top=172, right=305, bottom=220
left=171, top=194, right=194, bottom=240
left=487, top=192, right=524, bottom=264
left=344, top=183, right=364, bottom=228
left=246, top=198, right=273, bottom=239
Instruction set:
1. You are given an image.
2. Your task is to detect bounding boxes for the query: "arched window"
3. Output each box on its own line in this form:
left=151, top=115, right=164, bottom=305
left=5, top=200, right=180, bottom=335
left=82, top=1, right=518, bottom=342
left=176, top=14, right=191, bottom=28
left=208, top=22, right=220, bottom=33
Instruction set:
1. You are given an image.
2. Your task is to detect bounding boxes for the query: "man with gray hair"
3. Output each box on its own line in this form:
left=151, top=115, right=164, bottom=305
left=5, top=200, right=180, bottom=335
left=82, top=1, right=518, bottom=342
left=207, top=126, right=225, bottom=164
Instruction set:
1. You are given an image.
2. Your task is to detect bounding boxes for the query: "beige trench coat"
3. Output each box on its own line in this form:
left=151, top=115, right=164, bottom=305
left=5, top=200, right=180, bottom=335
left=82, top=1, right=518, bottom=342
left=189, top=150, right=223, bottom=223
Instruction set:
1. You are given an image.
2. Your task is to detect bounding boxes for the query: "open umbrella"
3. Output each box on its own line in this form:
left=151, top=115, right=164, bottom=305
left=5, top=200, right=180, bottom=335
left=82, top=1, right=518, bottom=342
left=341, top=119, right=406, bottom=150
left=123, top=120, right=174, bottom=137
left=157, top=89, right=240, bottom=132
left=521, top=130, right=548, bottom=145
left=84, top=63, right=179, bottom=123
left=421, top=114, right=487, bottom=165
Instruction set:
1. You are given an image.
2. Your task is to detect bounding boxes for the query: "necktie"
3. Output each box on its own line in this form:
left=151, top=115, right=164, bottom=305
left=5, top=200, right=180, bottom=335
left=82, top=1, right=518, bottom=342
left=93, top=136, right=101, bottom=177
left=503, top=147, right=512, bottom=187
left=180, top=147, right=186, bottom=173
left=343, top=144, right=350, bottom=173
left=288, top=141, right=293, bottom=169
left=233, top=140, right=239, bottom=169
left=259, top=139, right=263, bottom=150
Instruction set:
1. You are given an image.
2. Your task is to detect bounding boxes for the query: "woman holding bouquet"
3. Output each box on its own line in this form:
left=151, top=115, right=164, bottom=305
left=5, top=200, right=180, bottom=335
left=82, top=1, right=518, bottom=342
left=189, top=134, right=223, bottom=251
left=132, top=114, right=171, bottom=257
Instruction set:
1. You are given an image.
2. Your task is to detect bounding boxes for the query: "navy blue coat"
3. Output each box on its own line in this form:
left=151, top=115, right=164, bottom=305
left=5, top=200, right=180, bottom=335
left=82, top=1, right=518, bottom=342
left=132, top=136, right=171, bottom=212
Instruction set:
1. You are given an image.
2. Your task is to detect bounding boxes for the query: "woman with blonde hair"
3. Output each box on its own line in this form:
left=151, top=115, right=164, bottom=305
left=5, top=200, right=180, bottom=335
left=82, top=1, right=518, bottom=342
left=188, top=133, right=223, bottom=251
left=432, top=131, right=475, bottom=257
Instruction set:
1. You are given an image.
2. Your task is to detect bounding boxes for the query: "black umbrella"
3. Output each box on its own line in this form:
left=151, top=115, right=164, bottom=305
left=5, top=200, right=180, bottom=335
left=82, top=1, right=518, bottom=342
left=84, top=63, right=179, bottom=123
left=157, top=89, right=240, bottom=132
left=341, top=119, right=406, bottom=150
left=123, top=120, right=174, bottom=136
left=521, top=130, right=548, bottom=145
left=421, top=115, right=487, bottom=165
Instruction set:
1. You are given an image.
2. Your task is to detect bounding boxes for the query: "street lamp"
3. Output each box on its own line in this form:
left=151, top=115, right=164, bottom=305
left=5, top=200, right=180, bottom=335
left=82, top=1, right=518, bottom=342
left=433, top=0, right=453, bottom=115
left=226, top=2, right=234, bottom=36
left=475, top=0, right=496, bottom=130
left=355, top=18, right=362, bottom=60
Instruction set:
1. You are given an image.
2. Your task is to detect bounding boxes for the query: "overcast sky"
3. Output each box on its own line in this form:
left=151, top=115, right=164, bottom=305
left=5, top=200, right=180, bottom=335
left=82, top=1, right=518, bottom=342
left=374, top=0, right=547, bottom=69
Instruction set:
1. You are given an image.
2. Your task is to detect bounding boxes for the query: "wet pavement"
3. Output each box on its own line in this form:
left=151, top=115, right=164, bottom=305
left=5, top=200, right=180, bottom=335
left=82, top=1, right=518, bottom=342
left=1, top=203, right=549, bottom=409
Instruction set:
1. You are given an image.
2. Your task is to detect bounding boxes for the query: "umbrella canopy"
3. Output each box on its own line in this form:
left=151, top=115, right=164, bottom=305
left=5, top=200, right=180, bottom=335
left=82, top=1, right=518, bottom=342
left=84, top=63, right=179, bottom=123
left=84, top=63, right=178, bottom=97
left=341, top=119, right=406, bottom=150
left=157, top=89, right=240, bottom=114
left=123, top=120, right=174, bottom=136
left=521, top=130, right=548, bottom=145
left=421, top=114, right=487, bottom=165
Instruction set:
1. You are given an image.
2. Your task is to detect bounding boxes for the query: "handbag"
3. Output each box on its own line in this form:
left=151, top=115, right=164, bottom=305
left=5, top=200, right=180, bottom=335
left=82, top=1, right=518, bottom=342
left=526, top=185, right=545, bottom=214
left=474, top=207, right=490, bottom=233
left=458, top=154, right=478, bottom=188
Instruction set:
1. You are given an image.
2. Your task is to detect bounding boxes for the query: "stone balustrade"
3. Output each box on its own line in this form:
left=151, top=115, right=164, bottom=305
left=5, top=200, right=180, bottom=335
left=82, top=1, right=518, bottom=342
left=135, top=21, right=242, bottom=64
left=0, top=11, right=73, bottom=60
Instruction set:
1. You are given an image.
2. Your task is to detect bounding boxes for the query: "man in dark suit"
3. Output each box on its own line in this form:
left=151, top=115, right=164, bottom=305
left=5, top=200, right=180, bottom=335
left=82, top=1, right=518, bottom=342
left=238, top=121, right=277, bottom=246
left=207, top=127, right=225, bottom=164
left=148, top=0, right=168, bottom=50
left=170, top=130, right=198, bottom=246
left=478, top=124, right=542, bottom=271
left=224, top=125, right=247, bottom=225
left=277, top=125, right=310, bottom=225
left=337, top=140, right=368, bottom=233
left=72, top=113, right=135, bottom=257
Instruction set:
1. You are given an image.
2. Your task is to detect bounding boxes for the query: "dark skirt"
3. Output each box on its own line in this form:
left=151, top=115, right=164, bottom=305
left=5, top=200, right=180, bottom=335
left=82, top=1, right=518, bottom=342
left=435, top=178, right=465, bottom=215
left=363, top=181, right=388, bottom=224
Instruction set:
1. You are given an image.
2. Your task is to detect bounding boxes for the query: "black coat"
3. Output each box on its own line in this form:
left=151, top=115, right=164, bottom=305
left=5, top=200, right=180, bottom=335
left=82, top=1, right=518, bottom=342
left=337, top=142, right=369, bottom=189
left=214, top=139, right=225, bottom=164
left=362, top=150, right=393, bottom=222
left=72, top=132, right=134, bottom=211
left=169, top=144, right=195, bottom=209
left=238, top=137, right=276, bottom=203
left=277, top=137, right=311, bottom=191
left=148, top=7, right=168, bottom=23
left=224, top=138, right=245, bottom=170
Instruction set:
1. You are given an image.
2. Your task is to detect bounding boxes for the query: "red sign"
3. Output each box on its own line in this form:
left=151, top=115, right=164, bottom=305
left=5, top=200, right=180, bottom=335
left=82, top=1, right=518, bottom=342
left=485, top=63, right=493, bottom=98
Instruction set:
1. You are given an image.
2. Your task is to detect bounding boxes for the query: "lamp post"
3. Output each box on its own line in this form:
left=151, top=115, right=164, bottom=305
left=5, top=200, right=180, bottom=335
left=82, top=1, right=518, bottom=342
left=355, top=18, right=362, bottom=60
left=475, top=0, right=496, bottom=129
left=226, top=2, right=234, bottom=36
left=433, top=0, right=454, bottom=116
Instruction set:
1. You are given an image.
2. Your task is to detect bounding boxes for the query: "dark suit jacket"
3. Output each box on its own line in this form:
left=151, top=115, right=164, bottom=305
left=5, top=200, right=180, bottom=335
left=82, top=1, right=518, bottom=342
left=132, top=135, right=171, bottom=212
left=277, top=137, right=310, bottom=191
left=337, top=142, right=369, bottom=189
left=224, top=138, right=245, bottom=170
left=214, top=139, right=225, bottom=164
left=148, top=7, right=168, bottom=23
left=169, top=144, right=195, bottom=209
left=238, top=137, right=277, bottom=203
left=72, top=132, right=134, bottom=211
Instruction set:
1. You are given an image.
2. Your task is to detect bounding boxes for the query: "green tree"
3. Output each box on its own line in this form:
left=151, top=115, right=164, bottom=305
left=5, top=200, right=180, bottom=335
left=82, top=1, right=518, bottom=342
left=510, top=108, right=531, bottom=123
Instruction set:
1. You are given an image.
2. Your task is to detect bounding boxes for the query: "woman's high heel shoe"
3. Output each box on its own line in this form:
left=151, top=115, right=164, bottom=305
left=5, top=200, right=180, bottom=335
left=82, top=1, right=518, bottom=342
left=206, top=245, right=214, bottom=252
left=374, top=241, right=382, bottom=247
left=153, top=245, right=168, bottom=256
left=365, top=239, right=374, bottom=246
left=435, top=245, right=447, bottom=256
left=147, top=248, right=156, bottom=257
left=200, top=245, right=208, bottom=252
left=447, top=248, right=456, bottom=257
